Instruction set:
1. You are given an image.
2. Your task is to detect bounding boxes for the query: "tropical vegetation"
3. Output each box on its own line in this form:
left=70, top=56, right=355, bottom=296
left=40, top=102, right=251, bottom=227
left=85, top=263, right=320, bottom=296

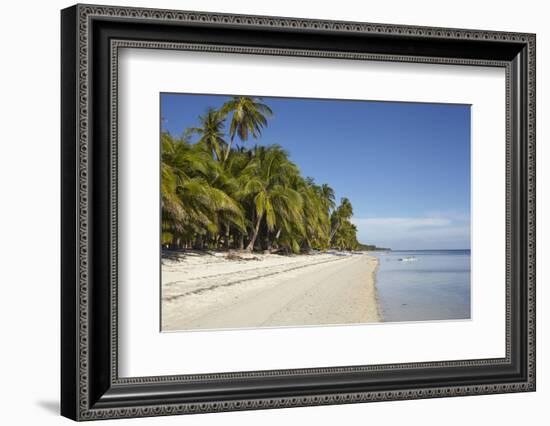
left=161, top=96, right=361, bottom=253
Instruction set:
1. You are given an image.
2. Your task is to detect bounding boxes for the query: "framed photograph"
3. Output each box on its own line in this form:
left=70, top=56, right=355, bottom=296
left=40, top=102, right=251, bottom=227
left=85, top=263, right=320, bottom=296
left=61, top=4, right=536, bottom=421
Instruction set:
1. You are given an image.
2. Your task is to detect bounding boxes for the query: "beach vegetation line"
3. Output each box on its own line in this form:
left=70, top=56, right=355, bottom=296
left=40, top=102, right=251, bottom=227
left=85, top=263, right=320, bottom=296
left=161, top=96, right=361, bottom=253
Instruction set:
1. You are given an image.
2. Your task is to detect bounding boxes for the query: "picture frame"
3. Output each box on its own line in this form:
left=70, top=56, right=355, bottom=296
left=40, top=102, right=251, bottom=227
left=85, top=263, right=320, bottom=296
left=61, top=3, right=536, bottom=421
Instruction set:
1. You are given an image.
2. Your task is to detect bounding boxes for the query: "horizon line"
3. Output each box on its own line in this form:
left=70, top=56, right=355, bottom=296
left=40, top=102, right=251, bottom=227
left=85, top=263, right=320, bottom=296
left=380, top=248, right=471, bottom=251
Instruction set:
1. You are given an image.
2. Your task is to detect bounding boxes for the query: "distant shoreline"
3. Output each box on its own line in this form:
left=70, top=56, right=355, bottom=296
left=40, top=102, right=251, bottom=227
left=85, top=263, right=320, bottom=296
left=161, top=250, right=381, bottom=331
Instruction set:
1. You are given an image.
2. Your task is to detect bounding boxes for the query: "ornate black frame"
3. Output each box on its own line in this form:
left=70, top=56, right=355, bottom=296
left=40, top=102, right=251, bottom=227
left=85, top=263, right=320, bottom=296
left=61, top=4, right=536, bottom=421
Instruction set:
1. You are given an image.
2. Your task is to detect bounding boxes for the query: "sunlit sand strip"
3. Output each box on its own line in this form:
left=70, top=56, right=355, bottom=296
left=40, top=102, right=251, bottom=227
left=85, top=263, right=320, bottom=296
left=162, top=253, right=380, bottom=331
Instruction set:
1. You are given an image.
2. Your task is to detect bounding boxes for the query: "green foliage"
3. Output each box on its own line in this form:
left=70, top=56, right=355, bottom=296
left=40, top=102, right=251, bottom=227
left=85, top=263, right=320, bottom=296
left=187, top=108, right=227, bottom=162
left=220, top=96, right=273, bottom=163
left=161, top=97, right=360, bottom=252
left=356, top=244, right=391, bottom=251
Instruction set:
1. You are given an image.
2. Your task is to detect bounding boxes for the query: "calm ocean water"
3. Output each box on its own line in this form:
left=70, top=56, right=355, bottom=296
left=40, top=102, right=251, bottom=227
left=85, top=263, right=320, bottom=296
left=371, top=250, right=471, bottom=322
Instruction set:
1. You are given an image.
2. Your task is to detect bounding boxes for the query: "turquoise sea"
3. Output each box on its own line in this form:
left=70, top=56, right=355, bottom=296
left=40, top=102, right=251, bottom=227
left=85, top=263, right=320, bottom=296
left=371, top=250, right=471, bottom=322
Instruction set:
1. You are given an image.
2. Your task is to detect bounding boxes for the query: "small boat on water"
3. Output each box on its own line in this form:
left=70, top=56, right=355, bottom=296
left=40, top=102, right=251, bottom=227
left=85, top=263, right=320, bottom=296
left=398, top=256, right=417, bottom=262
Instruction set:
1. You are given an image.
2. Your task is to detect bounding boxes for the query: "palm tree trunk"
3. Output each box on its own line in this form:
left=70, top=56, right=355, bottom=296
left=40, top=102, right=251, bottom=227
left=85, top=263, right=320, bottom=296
left=329, top=222, right=340, bottom=244
left=223, top=136, right=235, bottom=164
left=246, top=213, right=263, bottom=252
left=268, top=228, right=282, bottom=252
left=195, top=235, right=204, bottom=250
left=238, top=234, right=244, bottom=250
left=224, top=224, right=230, bottom=249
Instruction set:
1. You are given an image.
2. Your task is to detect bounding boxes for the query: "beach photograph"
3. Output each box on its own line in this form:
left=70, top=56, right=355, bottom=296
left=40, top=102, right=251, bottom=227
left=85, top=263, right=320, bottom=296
left=160, top=93, right=471, bottom=331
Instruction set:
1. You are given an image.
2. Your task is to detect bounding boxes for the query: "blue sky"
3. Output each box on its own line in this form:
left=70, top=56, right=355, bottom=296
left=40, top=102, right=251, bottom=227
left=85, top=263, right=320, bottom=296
left=161, top=93, right=471, bottom=250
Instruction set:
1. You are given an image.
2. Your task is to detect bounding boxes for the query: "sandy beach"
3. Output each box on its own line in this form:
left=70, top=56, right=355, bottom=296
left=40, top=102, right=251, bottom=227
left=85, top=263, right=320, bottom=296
left=162, top=251, right=381, bottom=331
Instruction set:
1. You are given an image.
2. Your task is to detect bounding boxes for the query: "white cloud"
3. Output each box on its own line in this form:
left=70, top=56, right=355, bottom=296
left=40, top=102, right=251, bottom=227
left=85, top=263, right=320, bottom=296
left=351, top=215, right=470, bottom=250
left=353, top=217, right=451, bottom=227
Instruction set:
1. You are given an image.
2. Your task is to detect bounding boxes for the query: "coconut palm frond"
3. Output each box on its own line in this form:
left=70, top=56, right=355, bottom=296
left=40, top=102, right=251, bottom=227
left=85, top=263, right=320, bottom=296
left=161, top=99, right=360, bottom=252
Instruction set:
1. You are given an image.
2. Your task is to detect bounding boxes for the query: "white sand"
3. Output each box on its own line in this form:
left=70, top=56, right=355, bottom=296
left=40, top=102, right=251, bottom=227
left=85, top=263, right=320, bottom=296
left=162, top=251, right=381, bottom=331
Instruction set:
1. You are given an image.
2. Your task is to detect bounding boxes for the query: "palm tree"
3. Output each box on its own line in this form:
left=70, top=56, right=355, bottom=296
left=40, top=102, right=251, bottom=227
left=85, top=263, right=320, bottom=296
left=329, top=197, right=353, bottom=244
left=161, top=133, right=210, bottom=245
left=239, top=146, right=302, bottom=252
left=220, top=96, right=273, bottom=163
left=208, top=161, right=247, bottom=248
left=161, top=133, right=244, bottom=248
left=187, top=108, right=227, bottom=162
left=161, top=97, right=362, bottom=253
left=289, top=177, right=330, bottom=251
left=333, top=221, right=359, bottom=250
left=320, top=183, right=336, bottom=212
